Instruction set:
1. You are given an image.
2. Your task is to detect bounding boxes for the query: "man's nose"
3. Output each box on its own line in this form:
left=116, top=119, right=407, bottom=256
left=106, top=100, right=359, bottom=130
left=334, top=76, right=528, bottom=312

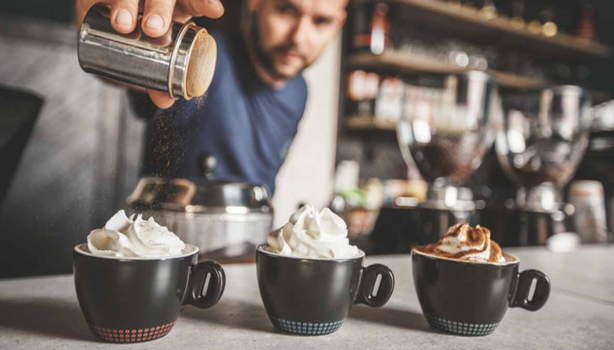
left=291, top=16, right=312, bottom=48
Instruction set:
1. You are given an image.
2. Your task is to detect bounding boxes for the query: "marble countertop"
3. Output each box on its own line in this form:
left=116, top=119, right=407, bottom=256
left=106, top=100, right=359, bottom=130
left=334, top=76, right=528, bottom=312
left=1, top=246, right=613, bottom=350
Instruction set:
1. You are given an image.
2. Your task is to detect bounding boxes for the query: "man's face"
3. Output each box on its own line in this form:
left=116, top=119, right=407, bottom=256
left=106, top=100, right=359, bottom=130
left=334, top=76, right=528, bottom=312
left=250, top=0, right=347, bottom=80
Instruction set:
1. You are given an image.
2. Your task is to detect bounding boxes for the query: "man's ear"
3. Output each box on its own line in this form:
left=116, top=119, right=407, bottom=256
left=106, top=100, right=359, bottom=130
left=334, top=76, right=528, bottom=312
left=336, top=10, right=348, bottom=31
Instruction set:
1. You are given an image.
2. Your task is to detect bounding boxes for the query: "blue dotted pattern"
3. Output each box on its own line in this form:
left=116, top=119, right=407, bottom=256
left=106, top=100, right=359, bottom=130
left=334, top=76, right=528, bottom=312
left=269, top=316, right=345, bottom=335
left=425, top=314, right=499, bottom=336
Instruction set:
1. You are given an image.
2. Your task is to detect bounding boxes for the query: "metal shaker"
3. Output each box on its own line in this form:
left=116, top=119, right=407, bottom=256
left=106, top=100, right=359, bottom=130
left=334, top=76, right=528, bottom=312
left=78, top=3, right=216, bottom=100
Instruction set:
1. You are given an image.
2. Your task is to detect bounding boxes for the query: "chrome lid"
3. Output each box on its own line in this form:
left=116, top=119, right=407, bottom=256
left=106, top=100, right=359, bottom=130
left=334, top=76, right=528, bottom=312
left=127, top=155, right=272, bottom=214
left=126, top=177, right=272, bottom=214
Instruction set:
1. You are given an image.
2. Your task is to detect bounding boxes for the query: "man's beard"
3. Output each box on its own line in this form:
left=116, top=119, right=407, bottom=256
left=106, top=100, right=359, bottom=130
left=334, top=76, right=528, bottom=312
left=250, top=15, right=307, bottom=80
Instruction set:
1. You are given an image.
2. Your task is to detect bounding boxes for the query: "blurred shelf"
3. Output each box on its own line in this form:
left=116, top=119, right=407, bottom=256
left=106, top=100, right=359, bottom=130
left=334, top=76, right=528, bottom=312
left=489, top=70, right=548, bottom=90
left=345, top=89, right=614, bottom=132
left=345, top=116, right=397, bottom=131
left=349, top=51, right=466, bottom=74
left=348, top=52, right=548, bottom=89
left=353, top=0, right=611, bottom=59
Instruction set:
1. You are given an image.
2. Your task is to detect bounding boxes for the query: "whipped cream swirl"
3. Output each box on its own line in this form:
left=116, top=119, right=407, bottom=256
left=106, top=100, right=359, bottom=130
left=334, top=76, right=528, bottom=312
left=266, top=206, right=360, bottom=259
left=87, top=210, right=186, bottom=257
left=416, top=223, right=506, bottom=263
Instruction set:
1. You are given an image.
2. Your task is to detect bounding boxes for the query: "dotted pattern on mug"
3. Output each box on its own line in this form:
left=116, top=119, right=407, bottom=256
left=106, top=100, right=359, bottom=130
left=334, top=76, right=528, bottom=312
left=269, top=316, right=345, bottom=335
left=88, top=321, right=176, bottom=342
left=425, top=315, right=499, bottom=336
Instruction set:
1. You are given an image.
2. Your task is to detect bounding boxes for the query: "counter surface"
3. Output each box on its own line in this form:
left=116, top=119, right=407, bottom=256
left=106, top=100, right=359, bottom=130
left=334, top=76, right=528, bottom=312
left=0, top=246, right=612, bottom=350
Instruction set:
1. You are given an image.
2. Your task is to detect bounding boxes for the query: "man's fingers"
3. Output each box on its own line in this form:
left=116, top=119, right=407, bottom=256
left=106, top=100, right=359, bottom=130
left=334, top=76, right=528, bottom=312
left=147, top=89, right=176, bottom=109
left=76, top=0, right=109, bottom=27
left=76, top=0, right=224, bottom=32
left=110, top=0, right=139, bottom=33
left=180, top=0, right=224, bottom=19
left=142, top=0, right=177, bottom=38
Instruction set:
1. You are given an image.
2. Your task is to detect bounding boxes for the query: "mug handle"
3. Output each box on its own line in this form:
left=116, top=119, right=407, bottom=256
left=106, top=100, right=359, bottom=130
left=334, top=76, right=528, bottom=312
left=183, top=261, right=226, bottom=309
left=510, top=269, right=551, bottom=311
left=355, top=264, right=395, bottom=307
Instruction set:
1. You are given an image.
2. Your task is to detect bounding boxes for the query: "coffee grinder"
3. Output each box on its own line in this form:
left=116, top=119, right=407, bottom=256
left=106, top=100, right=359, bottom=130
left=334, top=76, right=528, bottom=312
left=395, top=71, right=498, bottom=243
left=495, top=85, right=592, bottom=246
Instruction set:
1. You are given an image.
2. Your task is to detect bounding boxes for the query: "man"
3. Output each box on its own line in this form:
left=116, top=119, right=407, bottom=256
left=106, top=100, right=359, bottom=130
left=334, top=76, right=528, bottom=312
left=76, top=0, right=348, bottom=195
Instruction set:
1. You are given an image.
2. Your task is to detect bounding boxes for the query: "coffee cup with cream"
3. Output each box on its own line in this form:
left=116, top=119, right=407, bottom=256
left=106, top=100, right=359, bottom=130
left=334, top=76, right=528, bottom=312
left=74, top=210, right=226, bottom=343
left=256, top=205, right=395, bottom=335
left=412, top=223, right=551, bottom=336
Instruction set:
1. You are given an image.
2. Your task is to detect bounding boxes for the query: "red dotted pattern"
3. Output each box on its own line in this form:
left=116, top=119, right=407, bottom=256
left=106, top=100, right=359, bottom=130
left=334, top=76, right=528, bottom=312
left=89, top=321, right=177, bottom=343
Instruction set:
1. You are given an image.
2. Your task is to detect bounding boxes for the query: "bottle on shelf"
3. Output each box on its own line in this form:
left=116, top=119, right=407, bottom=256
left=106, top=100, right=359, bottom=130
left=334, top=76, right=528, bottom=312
left=509, top=0, right=526, bottom=29
left=346, top=70, right=380, bottom=117
left=351, top=2, right=370, bottom=51
left=576, top=0, right=596, bottom=42
left=351, top=2, right=391, bottom=55
left=480, top=0, right=498, bottom=19
left=525, top=1, right=543, bottom=35
left=375, top=76, right=404, bottom=123
left=369, top=3, right=392, bottom=55
left=540, top=6, right=558, bottom=37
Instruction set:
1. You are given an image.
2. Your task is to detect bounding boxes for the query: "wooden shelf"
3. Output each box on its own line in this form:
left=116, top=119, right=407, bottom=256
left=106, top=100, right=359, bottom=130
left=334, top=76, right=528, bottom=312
left=353, top=0, right=611, bottom=59
left=489, top=70, right=547, bottom=90
left=345, top=116, right=397, bottom=131
left=348, top=52, right=548, bottom=89
left=349, top=51, right=466, bottom=74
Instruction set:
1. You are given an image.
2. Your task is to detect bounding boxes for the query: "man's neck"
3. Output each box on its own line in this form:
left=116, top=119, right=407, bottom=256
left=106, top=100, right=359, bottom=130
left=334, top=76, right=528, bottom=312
left=241, top=29, right=287, bottom=90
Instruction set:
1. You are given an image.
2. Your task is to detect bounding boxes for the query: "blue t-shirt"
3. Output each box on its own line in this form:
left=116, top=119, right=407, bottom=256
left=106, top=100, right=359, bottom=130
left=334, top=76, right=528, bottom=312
left=132, top=31, right=308, bottom=195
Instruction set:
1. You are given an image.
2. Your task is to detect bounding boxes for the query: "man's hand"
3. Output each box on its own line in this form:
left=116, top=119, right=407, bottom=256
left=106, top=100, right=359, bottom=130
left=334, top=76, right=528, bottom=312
left=76, top=0, right=224, bottom=108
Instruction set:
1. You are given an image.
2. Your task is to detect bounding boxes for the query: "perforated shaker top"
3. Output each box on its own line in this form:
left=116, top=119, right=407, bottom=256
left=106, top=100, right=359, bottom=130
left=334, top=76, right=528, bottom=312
left=185, top=29, right=217, bottom=99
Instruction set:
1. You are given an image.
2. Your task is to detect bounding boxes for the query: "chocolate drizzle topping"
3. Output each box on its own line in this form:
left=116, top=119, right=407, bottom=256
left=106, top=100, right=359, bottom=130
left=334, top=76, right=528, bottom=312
left=415, top=223, right=505, bottom=263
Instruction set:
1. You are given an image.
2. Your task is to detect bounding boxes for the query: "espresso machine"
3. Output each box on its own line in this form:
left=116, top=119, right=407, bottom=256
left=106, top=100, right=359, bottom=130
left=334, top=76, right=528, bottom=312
left=493, top=85, right=592, bottom=246
left=391, top=71, right=498, bottom=244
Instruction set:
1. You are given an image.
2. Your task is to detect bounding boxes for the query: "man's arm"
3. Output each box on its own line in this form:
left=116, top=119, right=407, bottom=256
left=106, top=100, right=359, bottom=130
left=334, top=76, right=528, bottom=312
left=75, top=0, right=224, bottom=109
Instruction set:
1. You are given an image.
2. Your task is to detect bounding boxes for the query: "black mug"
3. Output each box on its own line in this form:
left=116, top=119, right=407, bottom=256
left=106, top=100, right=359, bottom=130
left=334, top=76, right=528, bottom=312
left=74, top=244, right=225, bottom=343
left=256, top=245, right=395, bottom=335
left=412, top=249, right=550, bottom=336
